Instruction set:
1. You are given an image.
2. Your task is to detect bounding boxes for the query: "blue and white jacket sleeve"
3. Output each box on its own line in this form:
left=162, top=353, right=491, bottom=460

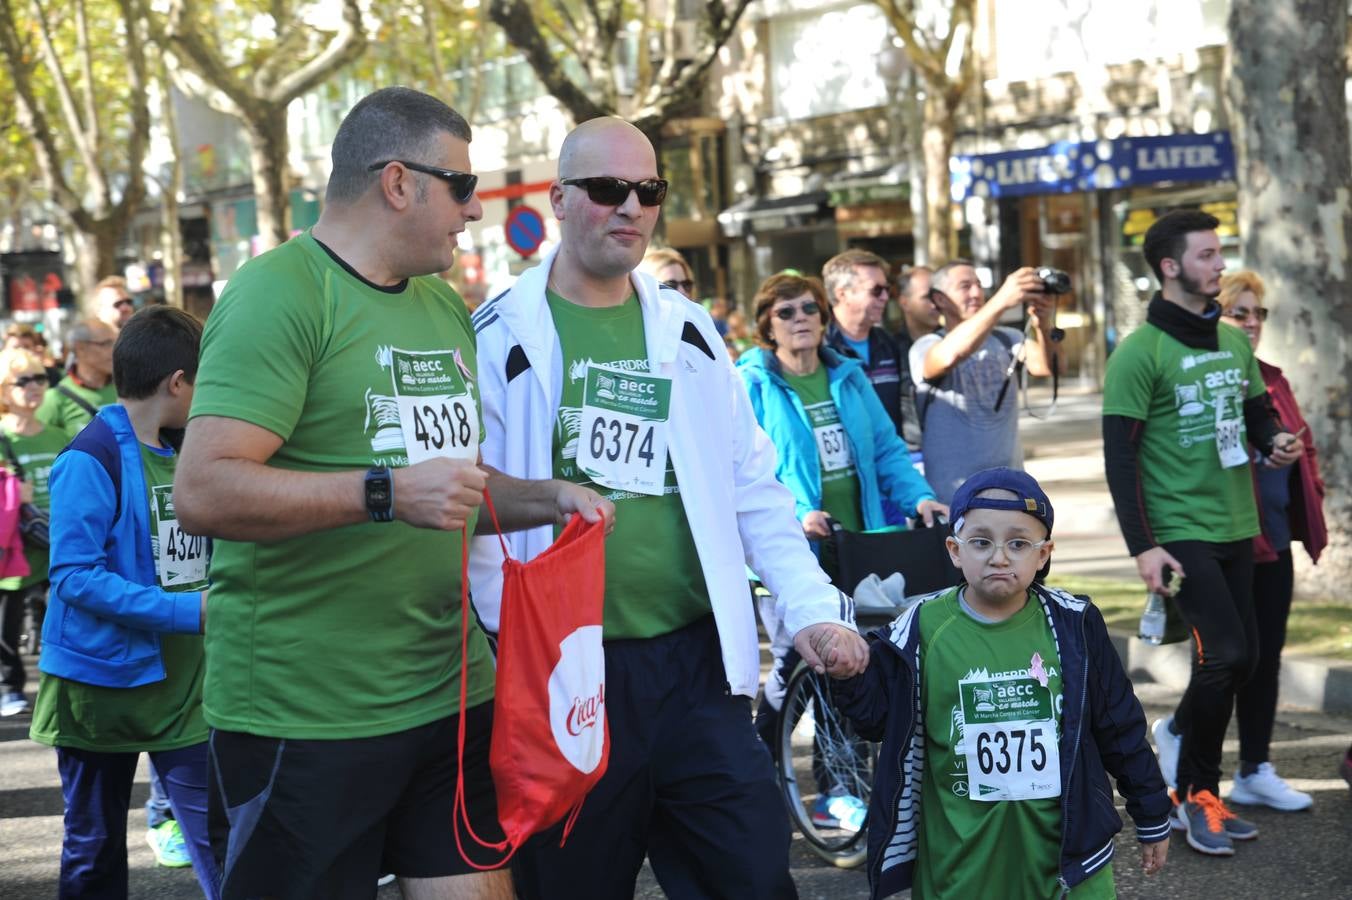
left=1083, top=603, right=1172, bottom=843
left=48, top=452, right=203, bottom=635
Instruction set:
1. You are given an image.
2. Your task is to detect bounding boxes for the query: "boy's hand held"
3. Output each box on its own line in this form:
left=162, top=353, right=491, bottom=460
left=794, top=622, right=868, bottom=678
left=1140, top=838, right=1167, bottom=875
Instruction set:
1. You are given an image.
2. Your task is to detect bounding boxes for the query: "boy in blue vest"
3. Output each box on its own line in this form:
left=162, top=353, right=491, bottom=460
left=833, top=467, right=1171, bottom=899
left=30, top=306, right=218, bottom=898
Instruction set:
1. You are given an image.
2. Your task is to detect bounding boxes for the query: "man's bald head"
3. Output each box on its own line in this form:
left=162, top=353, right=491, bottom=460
left=558, top=117, right=656, bottom=179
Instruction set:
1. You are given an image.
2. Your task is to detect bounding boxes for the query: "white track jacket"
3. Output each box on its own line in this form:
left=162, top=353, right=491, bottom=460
left=469, top=250, right=853, bottom=697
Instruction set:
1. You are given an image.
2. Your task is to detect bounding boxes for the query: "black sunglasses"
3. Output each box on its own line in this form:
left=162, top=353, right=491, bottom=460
left=368, top=160, right=478, bottom=204
left=561, top=177, right=668, bottom=207
left=663, top=279, right=695, bottom=294
left=12, top=373, right=47, bottom=388
left=773, top=301, right=821, bottom=321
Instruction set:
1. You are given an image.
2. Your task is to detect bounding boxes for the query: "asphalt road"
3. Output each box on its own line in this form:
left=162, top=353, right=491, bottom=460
left=4, top=676, right=1349, bottom=899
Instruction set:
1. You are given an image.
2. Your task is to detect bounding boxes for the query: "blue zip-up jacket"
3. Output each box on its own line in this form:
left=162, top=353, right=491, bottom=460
left=39, top=405, right=204, bottom=688
left=832, top=583, right=1172, bottom=899
left=737, top=346, right=935, bottom=528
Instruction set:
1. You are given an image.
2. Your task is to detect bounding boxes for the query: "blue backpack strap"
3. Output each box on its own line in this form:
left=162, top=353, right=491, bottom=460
left=60, top=416, right=122, bottom=523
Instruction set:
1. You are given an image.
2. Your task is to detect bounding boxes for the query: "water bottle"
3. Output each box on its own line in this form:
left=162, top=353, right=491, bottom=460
left=1138, top=592, right=1167, bottom=645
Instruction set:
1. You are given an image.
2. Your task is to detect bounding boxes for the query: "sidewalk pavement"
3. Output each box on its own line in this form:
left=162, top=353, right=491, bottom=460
left=1015, top=385, right=1352, bottom=715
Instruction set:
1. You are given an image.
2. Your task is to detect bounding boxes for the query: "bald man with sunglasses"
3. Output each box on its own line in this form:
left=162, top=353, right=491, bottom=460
left=471, top=117, right=863, bottom=900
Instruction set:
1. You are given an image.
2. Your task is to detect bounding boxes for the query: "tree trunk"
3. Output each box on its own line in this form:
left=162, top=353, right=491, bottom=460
left=72, top=219, right=123, bottom=312
left=921, top=89, right=957, bottom=264
left=1228, top=0, right=1352, bottom=598
left=244, top=103, right=291, bottom=252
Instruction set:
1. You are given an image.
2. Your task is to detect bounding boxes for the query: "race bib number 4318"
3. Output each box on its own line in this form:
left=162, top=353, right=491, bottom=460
left=390, top=348, right=479, bottom=465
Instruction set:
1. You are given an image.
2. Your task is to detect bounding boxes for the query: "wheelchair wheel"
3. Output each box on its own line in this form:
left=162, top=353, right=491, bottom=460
left=776, top=660, right=874, bottom=868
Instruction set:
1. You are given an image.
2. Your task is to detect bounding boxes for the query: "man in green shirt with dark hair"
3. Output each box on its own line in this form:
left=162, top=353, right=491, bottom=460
left=1102, top=209, right=1302, bottom=858
left=175, top=87, right=609, bottom=900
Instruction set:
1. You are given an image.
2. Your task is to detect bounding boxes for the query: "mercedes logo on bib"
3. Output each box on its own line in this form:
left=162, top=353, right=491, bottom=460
left=548, top=626, right=607, bottom=774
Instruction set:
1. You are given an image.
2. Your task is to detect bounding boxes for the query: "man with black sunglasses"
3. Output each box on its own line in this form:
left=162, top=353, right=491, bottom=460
left=175, top=87, right=609, bottom=900
left=472, top=116, right=864, bottom=900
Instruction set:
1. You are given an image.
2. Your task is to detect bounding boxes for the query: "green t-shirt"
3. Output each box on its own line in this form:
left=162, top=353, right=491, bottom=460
left=0, top=424, right=67, bottom=590
left=915, top=588, right=1114, bottom=900
left=781, top=367, right=863, bottom=532
left=34, top=374, right=116, bottom=438
left=1102, top=321, right=1265, bottom=544
left=29, top=443, right=207, bottom=753
left=189, top=232, right=495, bottom=739
left=547, top=289, right=710, bottom=639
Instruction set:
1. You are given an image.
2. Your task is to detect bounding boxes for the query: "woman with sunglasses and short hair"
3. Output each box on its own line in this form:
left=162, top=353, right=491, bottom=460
left=1216, top=270, right=1327, bottom=813
left=0, top=348, right=66, bottom=718
left=738, top=272, right=947, bottom=551
left=738, top=272, right=945, bottom=829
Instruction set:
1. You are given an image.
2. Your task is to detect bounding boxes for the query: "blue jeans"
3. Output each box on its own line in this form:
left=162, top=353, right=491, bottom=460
left=146, top=761, right=174, bottom=829
left=56, top=742, right=221, bottom=899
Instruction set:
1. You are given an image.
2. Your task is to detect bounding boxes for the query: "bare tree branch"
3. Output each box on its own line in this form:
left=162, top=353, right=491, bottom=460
left=0, top=0, right=87, bottom=228
left=29, top=0, right=100, bottom=186
left=489, top=0, right=610, bottom=122
left=267, top=0, right=366, bottom=104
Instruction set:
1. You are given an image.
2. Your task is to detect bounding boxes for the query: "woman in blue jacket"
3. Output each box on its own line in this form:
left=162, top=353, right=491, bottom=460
left=740, top=272, right=947, bottom=833
left=738, top=272, right=945, bottom=545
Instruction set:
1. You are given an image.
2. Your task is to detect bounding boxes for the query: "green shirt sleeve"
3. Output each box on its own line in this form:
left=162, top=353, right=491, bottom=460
left=190, top=258, right=326, bottom=441
left=1101, top=332, right=1154, bottom=420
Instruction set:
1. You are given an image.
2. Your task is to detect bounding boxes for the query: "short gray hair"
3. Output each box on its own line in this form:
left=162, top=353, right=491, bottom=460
left=931, top=258, right=976, bottom=294
left=327, top=87, right=473, bottom=205
left=68, top=320, right=106, bottom=345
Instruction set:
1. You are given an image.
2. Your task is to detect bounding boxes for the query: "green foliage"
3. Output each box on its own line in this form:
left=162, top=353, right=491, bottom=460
left=0, top=0, right=140, bottom=205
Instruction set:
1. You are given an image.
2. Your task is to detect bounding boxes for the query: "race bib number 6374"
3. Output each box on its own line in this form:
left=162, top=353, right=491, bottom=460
left=576, top=364, right=672, bottom=496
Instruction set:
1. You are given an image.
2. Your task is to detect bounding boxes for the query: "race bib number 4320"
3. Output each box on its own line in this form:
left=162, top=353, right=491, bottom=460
left=390, top=348, right=479, bottom=465
left=576, top=364, right=672, bottom=496
left=151, top=484, right=208, bottom=589
left=958, top=673, right=1061, bottom=802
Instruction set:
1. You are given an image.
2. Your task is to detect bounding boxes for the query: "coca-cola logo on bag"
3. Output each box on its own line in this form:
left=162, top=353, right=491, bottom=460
left=548, top=625, right=606, bottom=774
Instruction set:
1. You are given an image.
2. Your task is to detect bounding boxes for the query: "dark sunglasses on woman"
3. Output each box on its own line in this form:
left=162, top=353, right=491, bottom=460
left=561, top=177, right=669, bottom=207
left=367, top=160, right=478, bottom=204
left=773, top=302, right=820, bottom=320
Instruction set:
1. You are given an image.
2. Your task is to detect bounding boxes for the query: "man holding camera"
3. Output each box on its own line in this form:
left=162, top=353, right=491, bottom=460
left=910, top=261, right=1057, bottom=503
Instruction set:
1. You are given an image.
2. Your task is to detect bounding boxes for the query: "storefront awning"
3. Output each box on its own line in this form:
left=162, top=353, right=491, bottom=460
left=717, top=191, right=832, bottom=238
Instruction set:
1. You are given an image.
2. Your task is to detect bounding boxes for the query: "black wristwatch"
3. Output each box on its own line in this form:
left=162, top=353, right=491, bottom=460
left=365, top=466, right=394, bottom=522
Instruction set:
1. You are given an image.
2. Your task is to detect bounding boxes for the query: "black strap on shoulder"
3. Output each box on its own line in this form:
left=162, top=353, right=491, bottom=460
left=681, top=321, right=716, bottom=360
left=61, top=416, right=122, bottom=523
left=56, top=384, right=100, bottom=417
left=505, top=345, right=531, bottom=383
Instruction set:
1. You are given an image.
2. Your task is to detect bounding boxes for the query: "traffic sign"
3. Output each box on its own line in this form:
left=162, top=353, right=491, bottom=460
left=504, top=205, right=546, bottom=258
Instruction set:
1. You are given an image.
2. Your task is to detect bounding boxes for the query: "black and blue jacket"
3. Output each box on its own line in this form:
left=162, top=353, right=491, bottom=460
left=832, top=583, right=1172, bottom=899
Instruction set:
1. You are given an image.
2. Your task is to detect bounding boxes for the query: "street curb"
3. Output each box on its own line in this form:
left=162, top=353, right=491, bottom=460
left=1109, top=629, right=1352, bottom=715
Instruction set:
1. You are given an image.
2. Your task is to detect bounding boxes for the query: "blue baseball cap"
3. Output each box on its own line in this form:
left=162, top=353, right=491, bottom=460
left=950, top=467, right=1054, bottom=537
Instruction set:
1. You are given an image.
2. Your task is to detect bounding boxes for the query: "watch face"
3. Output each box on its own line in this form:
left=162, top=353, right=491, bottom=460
left=368, top=485, right=390, bottom=504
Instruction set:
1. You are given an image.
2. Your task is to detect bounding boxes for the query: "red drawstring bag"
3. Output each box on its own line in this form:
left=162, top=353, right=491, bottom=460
left=454, top=491, right=610, bottom=868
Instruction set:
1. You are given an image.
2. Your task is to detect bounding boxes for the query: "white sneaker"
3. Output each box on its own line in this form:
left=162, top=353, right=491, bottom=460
left=0, top=691, right=28, bottom=717
left=1230, top=762, right=1313, bottom=811
left=1151, top=716, right=1179, bottom=789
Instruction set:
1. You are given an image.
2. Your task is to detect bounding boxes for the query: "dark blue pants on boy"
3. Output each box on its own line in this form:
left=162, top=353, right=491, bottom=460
left=56, top=742, right=220, bottom=899
left=511, top=615, right=797, bottom=900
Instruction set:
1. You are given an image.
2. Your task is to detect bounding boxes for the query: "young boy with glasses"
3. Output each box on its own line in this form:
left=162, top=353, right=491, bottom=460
left=833, top=467, right=1171, bottom=899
